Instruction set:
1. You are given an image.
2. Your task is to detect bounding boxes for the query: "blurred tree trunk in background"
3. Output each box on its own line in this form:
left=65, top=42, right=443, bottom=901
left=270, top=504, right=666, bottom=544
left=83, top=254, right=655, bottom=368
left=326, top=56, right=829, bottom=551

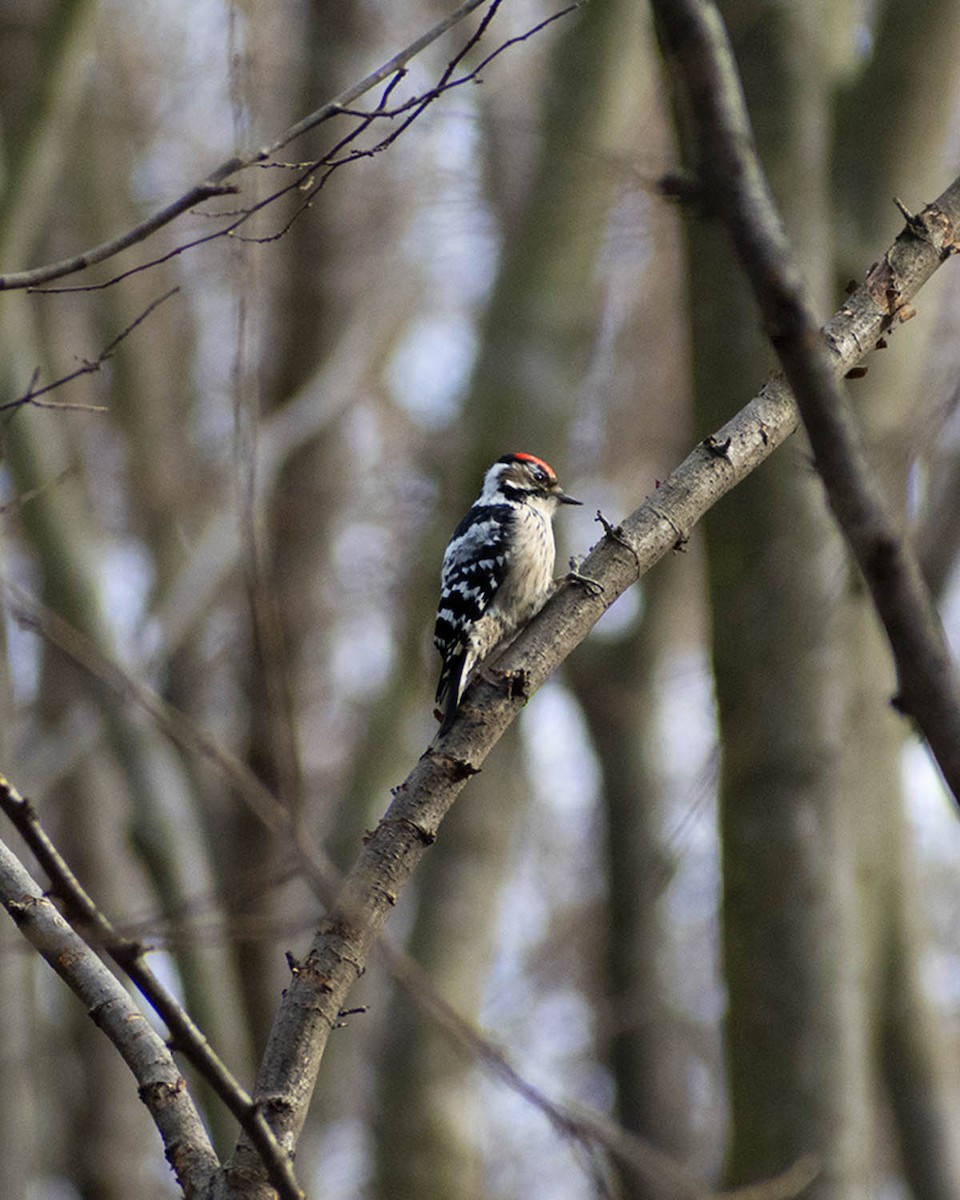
left=686, top=6, right=873, bottom=1191
left=569, top=555, right=701, bottom=1193
left=674, top=1, right=960, bottom=1195
left=228, top=0, right=358, bottom=1057
left=0, top=1, right=959, bottom=1196
left=564, top=32, right=709, bottom=1179
left=0, top=2, right=173, bottom=1191
left=81, top=28, right=259, bottom=1152
left=831, top=4, right=960, bottom=1195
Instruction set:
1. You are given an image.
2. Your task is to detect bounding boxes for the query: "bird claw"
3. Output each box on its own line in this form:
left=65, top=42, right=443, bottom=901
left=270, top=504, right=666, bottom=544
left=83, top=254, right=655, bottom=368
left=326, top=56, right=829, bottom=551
left=567, top=557, right=605, bottom=597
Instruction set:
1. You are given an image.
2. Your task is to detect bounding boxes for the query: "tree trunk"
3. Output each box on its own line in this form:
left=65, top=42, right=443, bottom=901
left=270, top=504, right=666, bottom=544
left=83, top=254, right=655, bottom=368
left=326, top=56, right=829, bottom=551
left=679, top=3, right=874, bottom=1193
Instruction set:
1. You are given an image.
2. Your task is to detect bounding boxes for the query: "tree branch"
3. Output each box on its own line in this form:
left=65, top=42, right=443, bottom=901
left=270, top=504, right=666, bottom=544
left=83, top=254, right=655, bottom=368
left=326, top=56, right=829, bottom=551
left=0, top=827, right=219, bottom=1199
left=649, top=0, right=960, bottom=801
left=0, top=0, right=568, bottom=292
left=0, top=286, right=180, bottom=414
left=5, top=583, right=775, bottom=1199
left=11, top=591, right=817, bottom=1200
left=222, top=172, right=960, bottom=1192
left=0, top=774, right=304, bottom=1200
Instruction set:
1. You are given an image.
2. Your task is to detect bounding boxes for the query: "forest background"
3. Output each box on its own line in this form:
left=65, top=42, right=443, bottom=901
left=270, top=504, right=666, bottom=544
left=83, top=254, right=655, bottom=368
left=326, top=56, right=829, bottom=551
left=1, top=1, right=960, bottom=1199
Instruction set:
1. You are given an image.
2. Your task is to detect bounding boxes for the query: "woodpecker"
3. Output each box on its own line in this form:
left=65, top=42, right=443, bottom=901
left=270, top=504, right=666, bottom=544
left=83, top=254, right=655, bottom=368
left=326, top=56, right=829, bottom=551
left=434, top=452, right=581, bottom=736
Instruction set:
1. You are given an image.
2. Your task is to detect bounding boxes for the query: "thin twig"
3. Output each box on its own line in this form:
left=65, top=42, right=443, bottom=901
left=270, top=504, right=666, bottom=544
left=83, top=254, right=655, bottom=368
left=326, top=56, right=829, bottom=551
left=27, top=4, right=572, bottom=293
left=0, top=0, right=529, bottom=292
left=258, top=0, right=492, bottom=160
left=0, top=185, right=237, bottom=292
left=0, top=287, right=180, bottom=414
left=0, top=466, right=75, bottom=516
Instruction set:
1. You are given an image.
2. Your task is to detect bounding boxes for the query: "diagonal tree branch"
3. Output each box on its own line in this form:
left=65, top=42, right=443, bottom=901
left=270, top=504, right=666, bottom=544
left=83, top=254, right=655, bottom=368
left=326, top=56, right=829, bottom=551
left=649, top=0, right=960, bottom=800
left=0, top=827, right=219, bottom=1199
left=9, top=592, right=819, bottom=1200
left=221, top=173, right=960, bottom=1194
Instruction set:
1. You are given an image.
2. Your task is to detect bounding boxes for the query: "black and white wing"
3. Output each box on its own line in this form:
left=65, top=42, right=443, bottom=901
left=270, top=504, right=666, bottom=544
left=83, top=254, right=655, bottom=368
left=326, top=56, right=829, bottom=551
left=434, top=503, right=514, bottom=725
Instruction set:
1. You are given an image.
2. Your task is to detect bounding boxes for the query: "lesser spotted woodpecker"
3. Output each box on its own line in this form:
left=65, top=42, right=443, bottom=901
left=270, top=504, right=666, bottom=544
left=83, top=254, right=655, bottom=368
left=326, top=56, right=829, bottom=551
left=434, top=452, right=581, bottom=735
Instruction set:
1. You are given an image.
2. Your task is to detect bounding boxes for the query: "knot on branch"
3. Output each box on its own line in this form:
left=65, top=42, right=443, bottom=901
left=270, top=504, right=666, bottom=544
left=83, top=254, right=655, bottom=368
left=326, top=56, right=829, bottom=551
left=702, top=434, right=732, bottom=460
left=394, top=817, right=437, bottom=846
left=494, top=666, right=530, bottom=703
left=895, top=197, right=960, bottom=258
left=444, top=753, right=483, bottom=781
left=138, top=1077, right=188, bottom=1108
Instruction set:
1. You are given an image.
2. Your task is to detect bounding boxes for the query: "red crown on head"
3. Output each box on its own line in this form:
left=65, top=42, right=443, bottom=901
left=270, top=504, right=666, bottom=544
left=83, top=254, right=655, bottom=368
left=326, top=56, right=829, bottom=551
left=499, top=452, right=557, bottom=479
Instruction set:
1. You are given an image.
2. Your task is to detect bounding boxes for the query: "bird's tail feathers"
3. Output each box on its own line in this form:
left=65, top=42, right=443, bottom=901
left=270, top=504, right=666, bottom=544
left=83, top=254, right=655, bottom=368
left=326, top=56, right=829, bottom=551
left=437, top=653, right=467, bottom=736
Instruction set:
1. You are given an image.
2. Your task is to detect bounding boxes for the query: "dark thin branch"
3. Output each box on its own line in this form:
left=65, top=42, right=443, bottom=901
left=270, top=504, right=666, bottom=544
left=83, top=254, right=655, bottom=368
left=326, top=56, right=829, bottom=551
left=316, top=1, right=577, bottom=164
left=0, top=0, right=569, bottom=292
left=0, top=184, right=238, bottom=292
left=0, top=822, right=219, bottom=1199
left=377, top=942, right=817, bottom=1200
left=221, top=175, right=960, bottom=1194
left=0, top=288, right=180, bottom=415
left=650, top=0, right=960, bottom=803
left=258, top=0, right=491, bottom=159
left=247, top=1, right=577, bottom=250
left=28, top=5, right=567, bottom=293
left=0, top=774, right=305, bottom=1200
left=31, top=161, right=320, bottom=293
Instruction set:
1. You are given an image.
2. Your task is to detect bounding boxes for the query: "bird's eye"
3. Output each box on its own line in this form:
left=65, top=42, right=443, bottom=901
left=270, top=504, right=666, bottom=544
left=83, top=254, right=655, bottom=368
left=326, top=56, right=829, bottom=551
left=531, top=466, right=548, bottom=484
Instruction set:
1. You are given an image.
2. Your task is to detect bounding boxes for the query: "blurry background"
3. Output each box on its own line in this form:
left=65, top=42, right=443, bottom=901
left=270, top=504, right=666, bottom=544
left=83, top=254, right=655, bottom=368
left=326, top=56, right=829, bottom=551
left=1, top=1, right=960, bottom=1198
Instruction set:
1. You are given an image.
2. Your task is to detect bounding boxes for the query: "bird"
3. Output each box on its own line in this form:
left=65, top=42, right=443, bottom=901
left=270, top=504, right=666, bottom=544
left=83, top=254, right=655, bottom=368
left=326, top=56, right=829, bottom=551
left=433, top=452, right=581, bottom=736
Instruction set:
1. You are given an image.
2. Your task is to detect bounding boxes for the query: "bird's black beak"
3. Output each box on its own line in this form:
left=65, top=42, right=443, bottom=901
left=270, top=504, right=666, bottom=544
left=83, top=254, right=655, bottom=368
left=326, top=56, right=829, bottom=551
left=556, top=489, right=582, bottom=505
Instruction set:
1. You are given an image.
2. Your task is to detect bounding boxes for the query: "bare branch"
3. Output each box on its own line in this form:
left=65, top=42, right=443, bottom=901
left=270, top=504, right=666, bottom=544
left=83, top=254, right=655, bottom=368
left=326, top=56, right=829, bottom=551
left=0, top=775, right=304, bottom=1200
left=6, top=587, right=319, bottom=855
left=259, top=0, right=493, bottom=159
left=0, top=184, right=238, bottom=292
left=0, top=0, right=570, bottom=292
left=0, top=819, right=219, bottom=1199
left=649, top=0, right=960, bottom=801
left=0, top=287, right=180, bottom=414
left=13, top=598, right=814, bottom=1200
left=5, top=590, right=697, bottom=1199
